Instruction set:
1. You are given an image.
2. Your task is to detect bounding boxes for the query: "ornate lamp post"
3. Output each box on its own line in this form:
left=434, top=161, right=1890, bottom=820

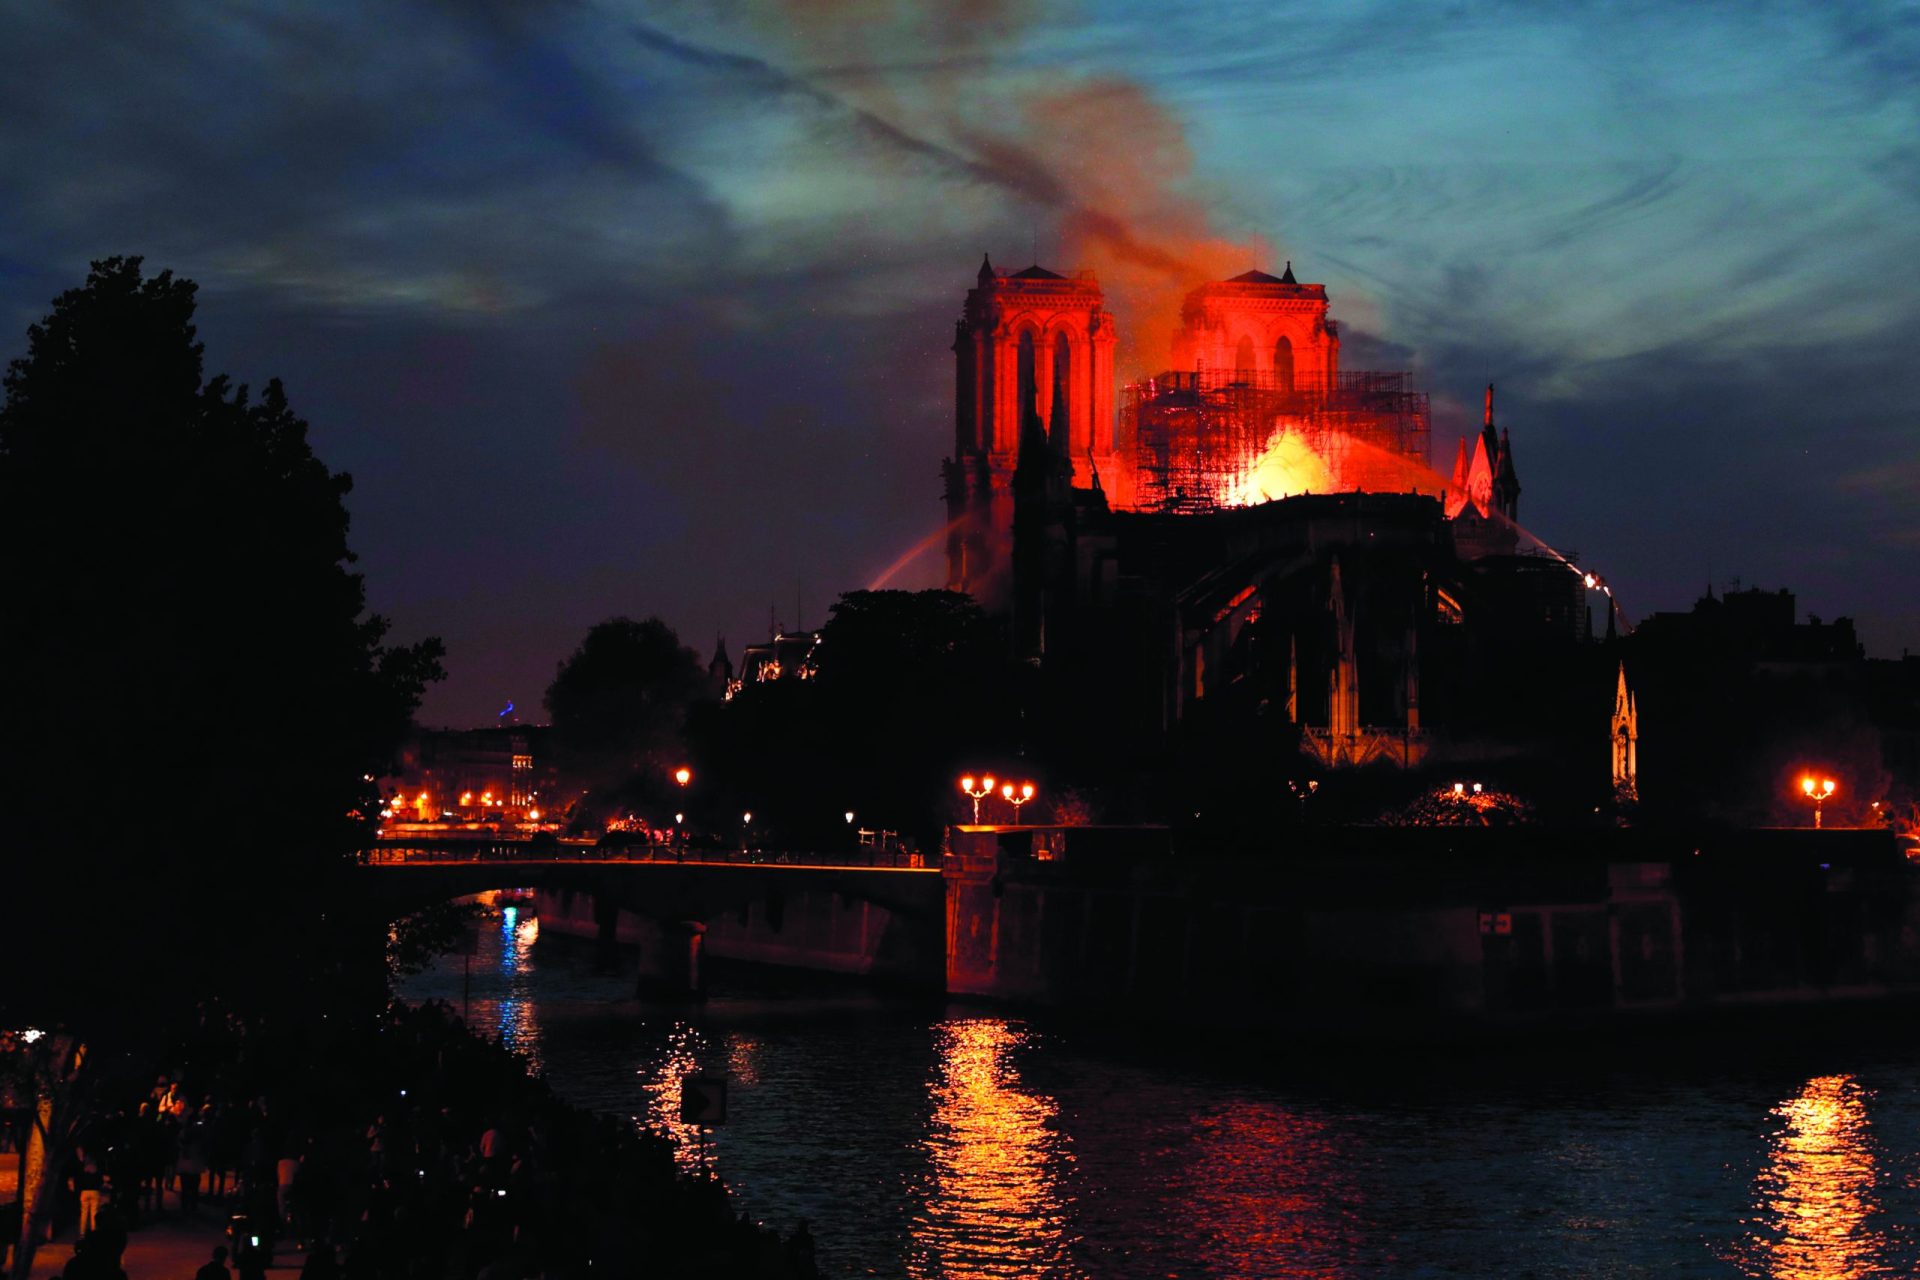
left=1800, top=775, right=1837, bottom=828
left=999, top=781, right=1035, bottom=822
left=959, top=775, right=996, bottom=824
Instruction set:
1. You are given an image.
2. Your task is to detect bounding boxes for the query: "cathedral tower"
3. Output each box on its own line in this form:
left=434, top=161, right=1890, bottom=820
left=1169, top=262, right=1340, bottom=390
left=946, top=257, right=1117, bottom=610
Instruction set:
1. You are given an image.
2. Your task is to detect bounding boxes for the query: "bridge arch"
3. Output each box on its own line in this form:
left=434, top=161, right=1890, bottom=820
left=361, top=846, right=946, bottom=997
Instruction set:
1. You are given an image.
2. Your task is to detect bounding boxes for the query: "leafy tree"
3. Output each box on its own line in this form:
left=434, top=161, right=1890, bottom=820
left=692, top=590, right=1020, bottom=847
left=816, top=589, right=997, bottom=684
left=0, top=257, right=442, bottom=1029
left=545, top=616, right=709, bottom=809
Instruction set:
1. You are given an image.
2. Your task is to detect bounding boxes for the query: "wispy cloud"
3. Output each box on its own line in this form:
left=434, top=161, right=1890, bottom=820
left=3, top=0, right=1917, bottom=719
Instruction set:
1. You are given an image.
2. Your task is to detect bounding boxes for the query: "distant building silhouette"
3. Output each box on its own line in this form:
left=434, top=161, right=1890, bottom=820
left=1626, top=586, right=1918, bottom=824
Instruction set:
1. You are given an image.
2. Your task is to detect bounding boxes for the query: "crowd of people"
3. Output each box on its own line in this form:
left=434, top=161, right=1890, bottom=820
left=38, top=1000, right=823, bottom=1279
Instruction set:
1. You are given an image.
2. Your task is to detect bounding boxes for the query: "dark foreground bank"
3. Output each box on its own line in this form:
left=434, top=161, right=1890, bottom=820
left=12, top=1000, right=821, bottom=1280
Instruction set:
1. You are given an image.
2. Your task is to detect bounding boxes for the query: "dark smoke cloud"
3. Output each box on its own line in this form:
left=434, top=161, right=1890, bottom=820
left=635, top=14, right=1277, bottom=376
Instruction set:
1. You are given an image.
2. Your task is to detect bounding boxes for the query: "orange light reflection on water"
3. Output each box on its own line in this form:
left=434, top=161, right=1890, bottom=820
left=640, top=1022, right=712, bottom=1174
left=1172, top=1103, right=1356, bottom=1279
left=909, top=1019, right=1083, bottom=1279
left=1742, top=1074, right=1886, bottom=1279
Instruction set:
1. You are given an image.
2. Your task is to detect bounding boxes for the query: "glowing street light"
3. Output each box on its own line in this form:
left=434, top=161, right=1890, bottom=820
left=1800, top=775, right=1837, bottom=828
left=959, top=775, right=996, bottom=824
left=999, top=781, right=1035, bottom=822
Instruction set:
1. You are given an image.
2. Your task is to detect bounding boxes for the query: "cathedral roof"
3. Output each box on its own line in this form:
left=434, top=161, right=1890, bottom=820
left=1213, top=262, right=1312, bottom=291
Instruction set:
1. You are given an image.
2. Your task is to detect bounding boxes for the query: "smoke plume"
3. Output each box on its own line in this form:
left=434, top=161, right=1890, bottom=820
left=734, top=1, right=1276, bottom=377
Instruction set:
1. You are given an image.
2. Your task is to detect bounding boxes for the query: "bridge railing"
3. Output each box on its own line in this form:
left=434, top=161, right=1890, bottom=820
left=360, top=842, right=931, bottom=870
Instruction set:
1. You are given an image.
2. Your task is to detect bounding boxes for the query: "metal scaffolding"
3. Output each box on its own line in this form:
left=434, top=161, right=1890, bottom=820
left=1122, top=369, right=1431, bottom=512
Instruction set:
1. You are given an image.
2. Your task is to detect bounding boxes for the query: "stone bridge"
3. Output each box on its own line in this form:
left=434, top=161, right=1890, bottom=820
left=359, top=839, right=946, bottom=996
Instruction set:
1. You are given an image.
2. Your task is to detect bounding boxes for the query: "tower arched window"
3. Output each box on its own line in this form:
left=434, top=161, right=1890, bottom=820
left=1234, top=335, right=1255, bottom=382
left=1016, top=330, right=1038, bottom=441
left=1052, top=332, right=1072, bottom=448
left=1273, top=335, right=1294, bottom=392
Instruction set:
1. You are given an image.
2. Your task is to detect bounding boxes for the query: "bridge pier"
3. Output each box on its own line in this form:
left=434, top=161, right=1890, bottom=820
left=637, top=919, right=707, bottom=1001
left=592, top=891, right=623, bottom=971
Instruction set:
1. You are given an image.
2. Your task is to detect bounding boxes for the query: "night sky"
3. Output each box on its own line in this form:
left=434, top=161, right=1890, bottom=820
left=6, top=2, right=1917, bottom=726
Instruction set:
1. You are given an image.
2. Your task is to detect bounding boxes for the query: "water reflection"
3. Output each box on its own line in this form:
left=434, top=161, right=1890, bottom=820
left=1173, top=1103, right=1357, bottom=1279
left=726, top=1035, right=762, bottom=1088
left=1744, top=1074, right=1884, bottom=1278
left=396, top=932, right=1920, bottom=1278
left=910, top=1018, right=1082, bottom=1279
left=639, top=1021, right=713, bottom=1173
left=494, top=905, right=544, bottom=1073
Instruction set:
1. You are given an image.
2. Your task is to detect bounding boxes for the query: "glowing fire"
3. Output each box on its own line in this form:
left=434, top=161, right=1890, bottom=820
left=1224, top=424, right=1336, bottom=507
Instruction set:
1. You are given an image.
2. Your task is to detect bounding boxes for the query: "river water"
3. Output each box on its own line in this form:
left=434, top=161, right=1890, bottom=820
left=397, top=906, right=1920, bottom=1278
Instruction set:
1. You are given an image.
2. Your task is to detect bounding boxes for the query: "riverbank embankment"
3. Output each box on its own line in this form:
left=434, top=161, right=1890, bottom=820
left=14, top=999, right=822, bottom=1280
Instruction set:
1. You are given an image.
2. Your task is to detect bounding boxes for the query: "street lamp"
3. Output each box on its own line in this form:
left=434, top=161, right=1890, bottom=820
left=741, top=811, right=752, bottom=852
left=959, top=775, right=996, bottom=824
left=1800, top=775, right=1837, bottom=828
left=999, top=781, right=1035, bottom=822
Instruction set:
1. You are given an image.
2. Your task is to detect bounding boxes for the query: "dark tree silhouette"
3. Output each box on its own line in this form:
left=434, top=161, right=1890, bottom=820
left=0, top=257, right=442, bottom=1028
left=815, top=590, right=1019, bottom=842
left=545, top=616, right=709, bottom=810
left=689, top=590, right=1019, bottom=847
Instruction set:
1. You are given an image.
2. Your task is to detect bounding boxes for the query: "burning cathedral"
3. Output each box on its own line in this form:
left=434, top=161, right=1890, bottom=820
left=941, top=255, right=1628, bottom=790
